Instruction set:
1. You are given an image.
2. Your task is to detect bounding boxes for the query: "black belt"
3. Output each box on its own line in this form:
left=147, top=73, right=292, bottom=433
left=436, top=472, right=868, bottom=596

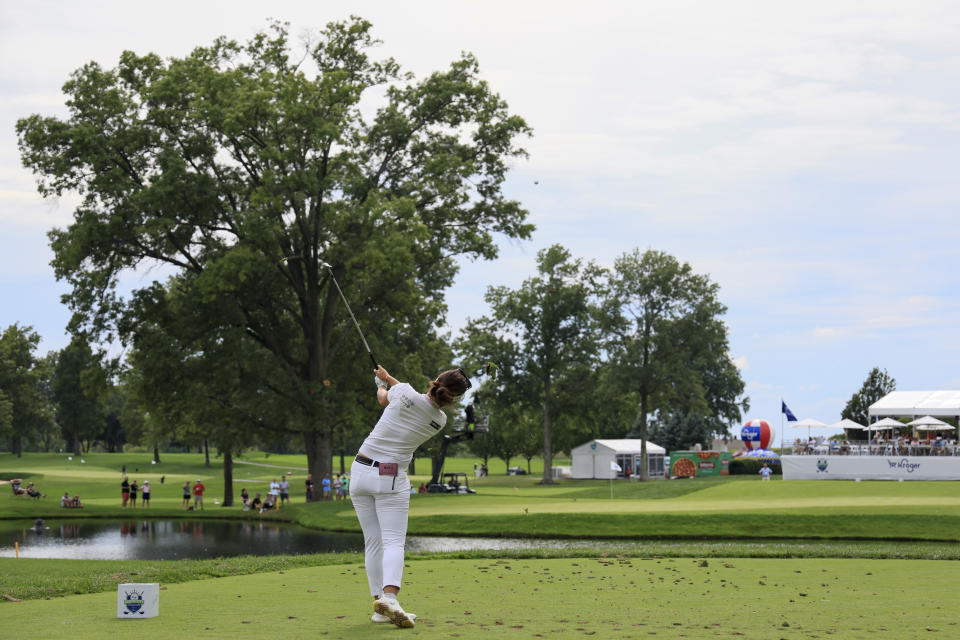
left=355, top=454, right=380, bottom=467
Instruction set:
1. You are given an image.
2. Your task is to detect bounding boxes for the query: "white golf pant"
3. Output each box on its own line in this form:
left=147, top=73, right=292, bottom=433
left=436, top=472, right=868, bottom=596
left=350, top=459, right=411, bottom=596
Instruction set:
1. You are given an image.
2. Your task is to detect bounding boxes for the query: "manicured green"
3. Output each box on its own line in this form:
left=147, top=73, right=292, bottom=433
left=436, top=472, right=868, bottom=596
left=2, top=558, right=957, bottom=639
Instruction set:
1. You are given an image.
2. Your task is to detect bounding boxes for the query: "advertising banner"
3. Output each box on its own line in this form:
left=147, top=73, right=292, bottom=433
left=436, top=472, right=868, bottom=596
left=669, top=451, right=732, bottom=478
left=782, top=456, right=960, bottom=481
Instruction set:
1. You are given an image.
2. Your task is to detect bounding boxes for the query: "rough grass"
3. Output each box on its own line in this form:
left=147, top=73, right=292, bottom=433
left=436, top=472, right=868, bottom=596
left=2, top=558, right=957, bottom=639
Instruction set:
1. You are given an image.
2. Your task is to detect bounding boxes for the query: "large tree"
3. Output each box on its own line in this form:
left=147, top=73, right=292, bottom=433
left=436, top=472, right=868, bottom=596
left=0, top=324, right=54, bottom=456
left=609, top=249, right=746, bottom=479
left=841, top=367, right=896, bottom=428
left=18, top=18, right=532, bottom=480
left=459, top=245, right=605, bottom=484
left=52, top=337, right=106, bottom=455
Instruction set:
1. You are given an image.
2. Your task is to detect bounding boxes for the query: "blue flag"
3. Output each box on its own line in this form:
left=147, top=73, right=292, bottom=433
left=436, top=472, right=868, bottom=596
left=781, top=400, right=797, bottom=422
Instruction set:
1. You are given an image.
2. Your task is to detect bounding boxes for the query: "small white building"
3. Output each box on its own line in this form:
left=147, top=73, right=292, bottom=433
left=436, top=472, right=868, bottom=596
left=571, top=439, right=667, bottom=479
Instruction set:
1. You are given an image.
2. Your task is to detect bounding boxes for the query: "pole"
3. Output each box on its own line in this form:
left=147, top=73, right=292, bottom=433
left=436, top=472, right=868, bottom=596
left=780, top=398, right=784, bottom=454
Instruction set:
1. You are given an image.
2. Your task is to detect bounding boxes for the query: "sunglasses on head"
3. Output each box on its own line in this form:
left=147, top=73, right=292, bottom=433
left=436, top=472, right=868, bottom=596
left=457, top=367, right=473, bottom=390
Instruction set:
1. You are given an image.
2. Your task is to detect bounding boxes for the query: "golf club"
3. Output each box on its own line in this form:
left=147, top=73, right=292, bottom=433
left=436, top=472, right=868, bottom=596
left=319, top=260, right=378, bottom=369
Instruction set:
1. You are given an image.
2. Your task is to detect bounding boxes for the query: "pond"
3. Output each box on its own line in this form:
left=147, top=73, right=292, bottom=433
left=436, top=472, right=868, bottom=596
left=0, top=519, right=631, bottom=560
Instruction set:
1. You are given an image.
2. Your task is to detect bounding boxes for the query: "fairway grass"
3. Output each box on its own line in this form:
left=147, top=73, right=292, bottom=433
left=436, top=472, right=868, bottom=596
left=2, top=557, right=956, bottom=639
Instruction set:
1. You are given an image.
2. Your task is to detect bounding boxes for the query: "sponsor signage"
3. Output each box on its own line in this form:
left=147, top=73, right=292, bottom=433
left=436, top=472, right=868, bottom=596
left=782, top=456, right=960, bottom=481
left=669, top=451, right=732, bottom=478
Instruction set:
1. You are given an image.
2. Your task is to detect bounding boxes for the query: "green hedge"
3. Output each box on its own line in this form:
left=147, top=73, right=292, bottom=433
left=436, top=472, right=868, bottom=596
left=729, top=458, right=781, bottom=475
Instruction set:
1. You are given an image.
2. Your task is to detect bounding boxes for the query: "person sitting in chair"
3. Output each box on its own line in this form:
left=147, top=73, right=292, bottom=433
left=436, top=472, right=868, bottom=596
left=26, top=482, right=45, bottom=499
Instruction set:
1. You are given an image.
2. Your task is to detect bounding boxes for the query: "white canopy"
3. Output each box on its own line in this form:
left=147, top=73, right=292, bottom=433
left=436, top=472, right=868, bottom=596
left=866, top=417, right=905, bottom=431
left=906, top=415, right=953, bottom=431
left=869, top=390, right=960, bottom=419
left=791, top=418, right=828, bottom=428
left=829, top=418, right=867, bottom=431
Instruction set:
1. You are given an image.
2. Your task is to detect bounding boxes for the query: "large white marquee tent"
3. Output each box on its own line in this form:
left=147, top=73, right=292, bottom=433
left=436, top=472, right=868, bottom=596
left=869, top=391, right=960, bottom=436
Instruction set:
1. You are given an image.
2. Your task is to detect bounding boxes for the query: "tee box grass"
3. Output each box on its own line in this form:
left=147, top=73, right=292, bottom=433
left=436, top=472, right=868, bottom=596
left=1, top=557, right=957, bottom=639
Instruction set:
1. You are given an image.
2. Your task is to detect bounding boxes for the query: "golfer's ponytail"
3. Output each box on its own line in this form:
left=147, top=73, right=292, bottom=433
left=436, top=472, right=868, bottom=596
left=429, top=369, right=470, bottom=407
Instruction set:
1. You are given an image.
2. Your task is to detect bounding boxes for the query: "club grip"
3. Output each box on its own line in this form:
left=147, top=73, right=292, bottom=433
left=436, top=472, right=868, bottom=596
left=368, top=352, right=378, bottom=369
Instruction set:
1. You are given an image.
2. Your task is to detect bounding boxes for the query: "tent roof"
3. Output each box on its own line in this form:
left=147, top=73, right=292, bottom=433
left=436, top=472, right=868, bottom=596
left=869, top=391, right=960, bottom=418
left=574, top=439, right=666, bottom=454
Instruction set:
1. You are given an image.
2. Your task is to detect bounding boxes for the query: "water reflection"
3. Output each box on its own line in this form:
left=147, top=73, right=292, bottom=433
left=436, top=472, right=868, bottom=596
left=0, top=519, right=366, bottom=560
left=1, top=519, right=706, bottom=560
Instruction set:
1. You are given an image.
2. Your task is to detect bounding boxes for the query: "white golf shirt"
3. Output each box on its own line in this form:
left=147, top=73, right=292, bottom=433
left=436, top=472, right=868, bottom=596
left=359, top=383, right=447, bottom=467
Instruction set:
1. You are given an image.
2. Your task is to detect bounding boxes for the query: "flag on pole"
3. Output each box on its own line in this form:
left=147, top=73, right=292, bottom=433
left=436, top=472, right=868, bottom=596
left=610, top=461, right=622, bottom=472
left=781, top=400, right=797, bottom=422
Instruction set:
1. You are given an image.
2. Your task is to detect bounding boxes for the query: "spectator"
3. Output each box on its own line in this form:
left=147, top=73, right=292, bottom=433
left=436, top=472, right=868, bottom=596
left=121, top=476, right=130, bottom=508
left=11, top=478, right=25, bottom=496
left=333, top=474, right=342, bottom=501
left=61, top=492, right=71, bottom=507
left=240, top=487, right=250, bottom=506
left=759, top=464, right=773, bottom=481
left=305, top=474, right=315, bottom=502
left=418, top=482, right=427, bottom=494
left=129, top=479, right=138, bottom=508
left=25, top=482, right=45, bottom=499
left=192, top=479, right=205, bottom=510
left=261, top=493, right=276, bottom=513
left=181, top=481, right=191, bottom=509
left=321, top=473, right=331, bottom=500
left=279, top=477, right=290, bottom=505
left=72, top=495, right=83, bottom=508
left=269, top=478, right=280, bottom=505
left=250, top=492, right=262, bottom=511
left=340, top=473, right=350, bottom=500
left=141, top=480, right=151, bottom=507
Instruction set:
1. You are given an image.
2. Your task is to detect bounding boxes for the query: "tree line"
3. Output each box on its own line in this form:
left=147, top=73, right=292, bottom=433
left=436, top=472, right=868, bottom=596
left=9, top=17, right=748, bottom=499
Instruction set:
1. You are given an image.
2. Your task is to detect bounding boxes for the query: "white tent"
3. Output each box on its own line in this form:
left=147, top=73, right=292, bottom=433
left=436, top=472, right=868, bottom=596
left=866, top=417, right=904, bottom=431
left=869, top=390, right=960, bottom=419
left=829, top=418, right=866, bottom=431
left=571, top=439, right=666, bottom=479
left=906, top=416, right=953, bottom=431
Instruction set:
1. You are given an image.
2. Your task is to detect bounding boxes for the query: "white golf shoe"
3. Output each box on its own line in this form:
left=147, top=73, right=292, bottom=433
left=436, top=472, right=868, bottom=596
left=373, top=597, right=416, bottom=628
left=371, top=611, right=417, bottom=623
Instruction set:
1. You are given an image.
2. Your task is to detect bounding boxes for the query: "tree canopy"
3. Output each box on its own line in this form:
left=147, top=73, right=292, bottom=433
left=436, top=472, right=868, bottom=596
left=841, top=367, right=896, bottom=427
left=459, top=245, right=605, bottom=483
left=18, top=18, right=533, bottom=478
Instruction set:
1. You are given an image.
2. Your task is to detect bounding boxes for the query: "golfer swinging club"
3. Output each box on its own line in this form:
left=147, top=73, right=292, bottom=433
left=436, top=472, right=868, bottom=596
left=351, top=364, right=471, bottom=628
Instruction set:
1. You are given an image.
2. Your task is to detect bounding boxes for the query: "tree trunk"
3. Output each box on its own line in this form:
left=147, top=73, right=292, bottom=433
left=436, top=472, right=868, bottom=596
left=430, top=454, right=444, bottom=483
left=304, top=428, right=332, bottom=500
left=153, top=443, right=161, bottom=464
left=73, top=418, right=80, bottom=457
left=540, top=377, right=555, bottom=484
left=339, top=451, right=345, bottom=475
left=409, top=457, right=416, bottom=475
left=204, top=438, right=210, bottom=467
left=639, top=393, right=649, bottom=481
left=12, top=434, right=22, bottom=458
left=222, top=448, right=234, bottom=506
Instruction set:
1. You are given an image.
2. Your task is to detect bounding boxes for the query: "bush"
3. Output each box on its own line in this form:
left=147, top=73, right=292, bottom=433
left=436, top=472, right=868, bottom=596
left=729, top=458, right=781, bottom=475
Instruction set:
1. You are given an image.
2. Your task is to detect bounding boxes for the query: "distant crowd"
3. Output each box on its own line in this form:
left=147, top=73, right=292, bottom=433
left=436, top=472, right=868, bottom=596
left=793, top=434, right=958, bottom=456
left=239, top=472, right=351, bottom=513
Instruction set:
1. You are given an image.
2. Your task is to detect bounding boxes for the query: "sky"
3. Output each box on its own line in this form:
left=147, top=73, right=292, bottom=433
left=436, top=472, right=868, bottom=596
left=2, top=1, right=960, bottom=441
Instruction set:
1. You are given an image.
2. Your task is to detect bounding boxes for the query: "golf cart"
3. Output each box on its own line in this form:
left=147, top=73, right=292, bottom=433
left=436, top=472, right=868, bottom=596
left=427, top=472, right=475, bottom=494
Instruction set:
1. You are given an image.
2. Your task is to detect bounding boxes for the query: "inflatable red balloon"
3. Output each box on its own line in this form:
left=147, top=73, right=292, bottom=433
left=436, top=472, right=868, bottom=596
left=741, top=418, right=774, bottom=450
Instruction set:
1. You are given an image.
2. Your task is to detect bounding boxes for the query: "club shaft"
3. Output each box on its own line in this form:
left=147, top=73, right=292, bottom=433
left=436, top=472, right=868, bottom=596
left=327, top=270, right=378, bottom=368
